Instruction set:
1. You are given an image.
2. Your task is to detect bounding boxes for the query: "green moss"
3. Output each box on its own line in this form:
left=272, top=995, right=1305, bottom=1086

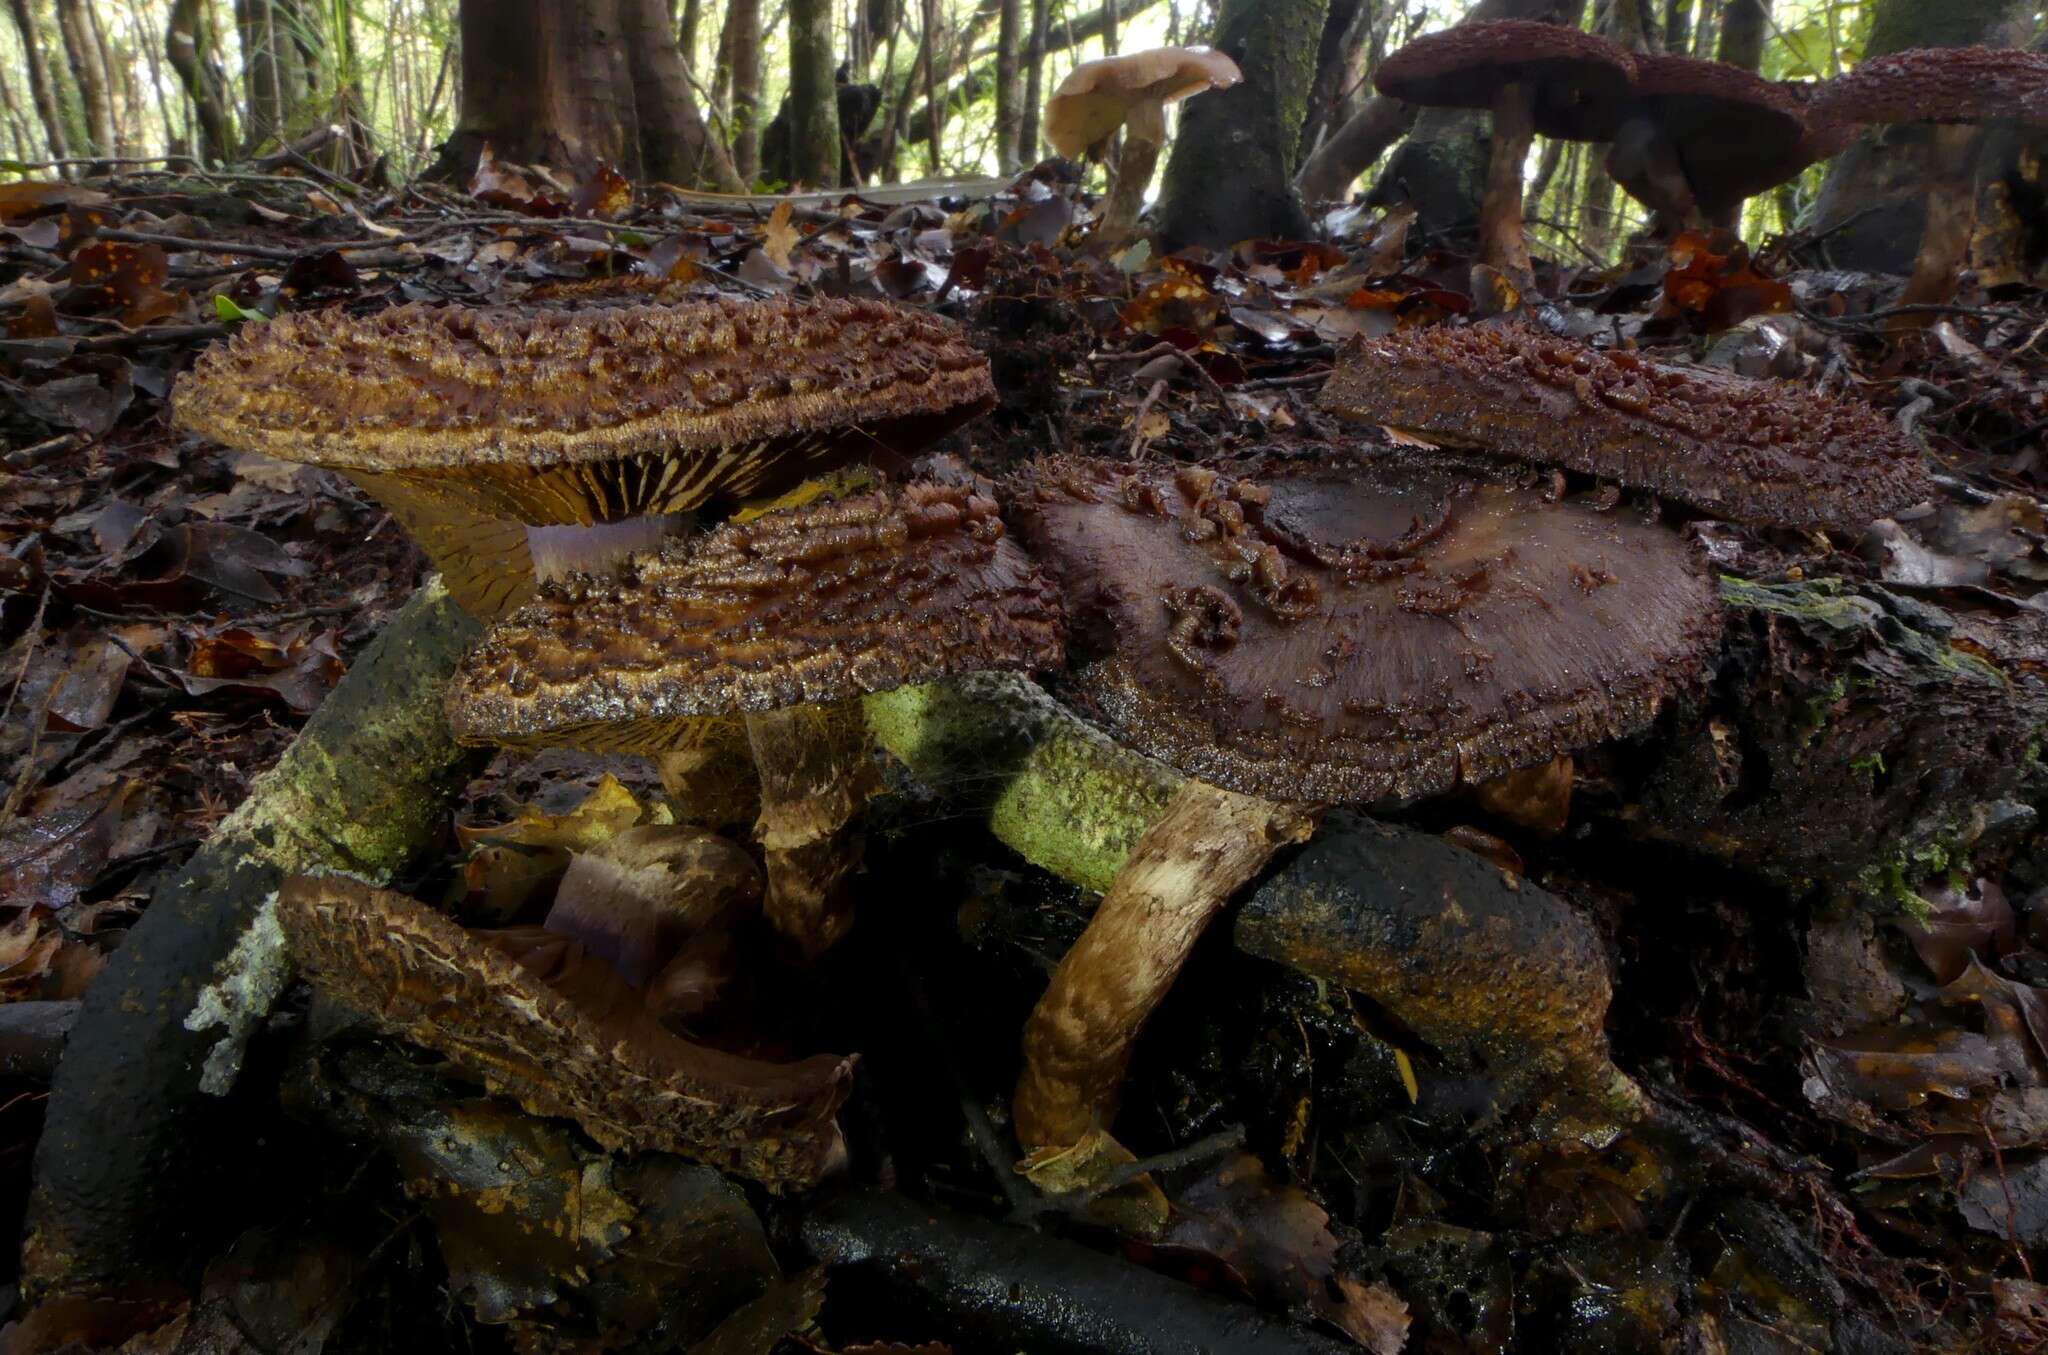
left=865, top=675, right=1182, bottom=895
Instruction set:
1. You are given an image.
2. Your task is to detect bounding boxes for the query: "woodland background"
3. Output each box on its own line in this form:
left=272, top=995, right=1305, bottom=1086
left=0, top=0, right=2013, bottom=263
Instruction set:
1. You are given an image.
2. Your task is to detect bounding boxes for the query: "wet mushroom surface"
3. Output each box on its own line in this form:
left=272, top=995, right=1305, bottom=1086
left=1008, top=449, right=1722, bottom=804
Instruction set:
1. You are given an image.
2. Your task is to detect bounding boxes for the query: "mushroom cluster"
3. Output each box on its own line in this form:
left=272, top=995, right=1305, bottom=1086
left=1367, top=20, right=1918, bottom=275
left=1044, top=46, right=1243, bottom=239
left=170, top=294, right=1058, bottom=1189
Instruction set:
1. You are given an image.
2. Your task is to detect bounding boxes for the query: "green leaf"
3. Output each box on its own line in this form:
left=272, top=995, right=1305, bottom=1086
left=213, top=295, right=262, bottom=323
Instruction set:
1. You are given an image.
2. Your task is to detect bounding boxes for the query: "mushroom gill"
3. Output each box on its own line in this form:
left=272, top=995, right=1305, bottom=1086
left=1318, top=322, right=1930, bottom=533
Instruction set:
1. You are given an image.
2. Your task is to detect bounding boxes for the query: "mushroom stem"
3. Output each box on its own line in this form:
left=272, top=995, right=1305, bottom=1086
left=1478, top=81, right=1538, bottom=297
left=1897, top=122, right=1989, bottom=320
left=744, top=700, right=881, bottom=961
left=1013, top=778, right=1315, bottom=1151
left=1101, top=101, right=1168, bottom=238
left=656, top=716, right=762, bottom=830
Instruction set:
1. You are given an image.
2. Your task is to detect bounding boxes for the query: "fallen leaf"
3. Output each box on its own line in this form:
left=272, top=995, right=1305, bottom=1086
left=763, top=200, right=800, bottom=272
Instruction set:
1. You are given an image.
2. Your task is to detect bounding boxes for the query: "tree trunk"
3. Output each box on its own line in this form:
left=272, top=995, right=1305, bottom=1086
left=1016, top=0, right=1051, bottom=166
left=1156, top=0, right=1329, bottom=249
left=1716, top=0, right=1767, bottom=73
left=7, top=0, right=69, bottom=162
left=432, top=0, right=741, bottom=191
left=921, top=0, right=943, bottom=172
left=1662, top=0, right=1689, bottom=53
left=727, top=0, right=762, bottom=180
left=166, top=0, right=236, bottom=163
left=1299, top=0, right=1370, bottom=159
left=236, top=0, right=313, bottom=151
left=1807, top=0, right=2032, bottom=273
left=994, top=0, right=1022, bottom=172
left=788, top=0, right=840, bottom=184
left=85, top=1, right=128, bottom=154
left=52, top=0, right=109, bottom=156
left=620, top=0, right=740, bottom=185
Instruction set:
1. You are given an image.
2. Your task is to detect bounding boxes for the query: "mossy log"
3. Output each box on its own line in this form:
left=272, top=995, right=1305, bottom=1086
left=23, top=581, right=486, bottom=1302
left=1621, top=576, right=2048, bottom=903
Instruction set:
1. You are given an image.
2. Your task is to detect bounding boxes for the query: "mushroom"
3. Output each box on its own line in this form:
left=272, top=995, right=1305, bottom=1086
left=1004, top=450, right=1720, bottom=1150
left=448, top=481, right=1066, bottom=959
left=170, top=297, right=995, bottom=618
left=277, top=874, right=854, bottom=1190
left=1044, top=47, right=1243, bottom=239
left=544, top=823, right=763, bottom=988
left=1316, top=321, right=1930, bottom=534
left=1603, top=54, right=1809, bottom=238
left=1373, top=20, right=1636, bottom=293
left=1808, top=47, right=2048, bottom=316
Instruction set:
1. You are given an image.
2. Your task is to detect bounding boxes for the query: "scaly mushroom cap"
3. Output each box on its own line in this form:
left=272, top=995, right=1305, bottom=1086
left=448, top=481, right=1066, bottom=752
left=1780, top=80, right=1861, bottom=166
left=1626, top=55, right=1809, bottom=212
left=1809, top=47, right=2048, bottom=129
left=171, top=297, right=994, bottom=617
left=1317, top=323, right=1930, bottom=532
left=277, top=874, right=853, bottom=1190
left=1044, top=47, right=1244, bottom=157
left=1373, top=20, right=1638, bottom=141
left=1008, top=452, right=1720, bottom=805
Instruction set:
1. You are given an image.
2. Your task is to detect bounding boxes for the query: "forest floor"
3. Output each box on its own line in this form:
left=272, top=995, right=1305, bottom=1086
left=4, top=156, right=2048, bottom=1351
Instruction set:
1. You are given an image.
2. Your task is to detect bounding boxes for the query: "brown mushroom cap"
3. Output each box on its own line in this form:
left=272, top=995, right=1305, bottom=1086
left=1809, top=47, right=2048, bottom=129
left=1373, top=20, right=1638, bottom=141
left=1008, top=452, right=1720, bottom=805
left=171, top=297, right=995, bottom=617
left=1045, top=47, right=1244, bottom=157
left=448, top=481, right=1066, bottom=752
left=1317, top=323, right=1930, bottom=532
left=1624, top=55, right=1809, bottom=212
left=1780, top=80, right=1861, bottom=166
left=278, top=874, right=853, bottom=1190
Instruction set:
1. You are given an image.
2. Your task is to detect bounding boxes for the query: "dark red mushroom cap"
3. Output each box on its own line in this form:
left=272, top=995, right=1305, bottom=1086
left=1317, top=323, right=1930, bottom=533
left=1624, top=55, right=1809, bottom=211
left=1810, top=47, right=2048, bottom=129
left=1008, top=452, right=1720, bottom=805
left=1373, top=19, right=1638, bottom=141
left=1779, top=80, right=1861, bottom=165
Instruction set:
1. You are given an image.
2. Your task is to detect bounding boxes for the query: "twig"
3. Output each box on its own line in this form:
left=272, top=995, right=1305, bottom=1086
left=1009, top=1124, right=1248, bottom=1222
left=92, top=227, right=435, bottom=261
left=1126, top=377, right=1167, bottom=458
left=0, top=323, right=231, bottom=354
left=1795, top=300, right=2034, bottom=333
left=1091, top=341, right=1239, bottom=426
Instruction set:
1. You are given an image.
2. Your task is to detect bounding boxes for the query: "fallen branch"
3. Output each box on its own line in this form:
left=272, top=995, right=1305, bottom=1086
left=801, top=1189, right=1356, bottom=1354
left=23, top=580, right=485, bottom=1302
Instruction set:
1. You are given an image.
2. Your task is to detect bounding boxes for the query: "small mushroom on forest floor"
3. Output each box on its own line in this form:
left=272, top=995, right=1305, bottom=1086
left=277, top=874, right=855, bottom=1190
left=449, top=481, right=1065, bottom=959
left=1604, top=54, right=1808, bottom=237
left=1373, top=21, right=1635, bottom=296
left=1003, top=450, right=1720, bottom=1152
left=1045, top=47, right=1243, bottom=240
left=170, top=297, right=994, bottom=617
left=1809, top=47, right=2048, bottom=318
left=544, top=823, right=762, bottom=989
left=1317, top=322, right=1931, bottom=534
